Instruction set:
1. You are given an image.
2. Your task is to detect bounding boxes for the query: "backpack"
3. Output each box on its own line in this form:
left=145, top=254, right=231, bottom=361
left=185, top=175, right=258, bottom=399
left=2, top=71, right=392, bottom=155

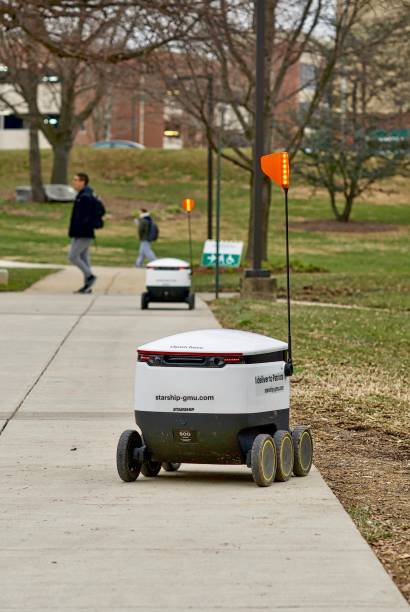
left=148, top=218, right=159, bottom=241
left=92, top=195, right=106, bottom=229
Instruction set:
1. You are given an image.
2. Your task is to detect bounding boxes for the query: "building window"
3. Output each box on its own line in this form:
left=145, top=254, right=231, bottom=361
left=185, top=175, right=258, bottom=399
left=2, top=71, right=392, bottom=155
left=41, top=75, right=60, bottom=83
left=300, top=63, right=317, bottom=90
left=164, top=119, right=181, bottom=138
left=4, top=115, right=24, bottom=129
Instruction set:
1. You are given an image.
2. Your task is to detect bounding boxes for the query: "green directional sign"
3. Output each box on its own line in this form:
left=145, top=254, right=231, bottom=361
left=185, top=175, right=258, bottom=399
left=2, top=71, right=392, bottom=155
left=201, top=240, right=243, bottom=268
left=202, top=253, right=241, bottom=267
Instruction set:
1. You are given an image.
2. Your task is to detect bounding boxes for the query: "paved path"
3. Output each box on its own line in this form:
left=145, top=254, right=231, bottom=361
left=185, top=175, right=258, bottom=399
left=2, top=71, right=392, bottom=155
left=0, top=259, right=65, bottom=269
left=27, top=265, right=146, bottom=295
left=0, top=284, right=408, bottom=610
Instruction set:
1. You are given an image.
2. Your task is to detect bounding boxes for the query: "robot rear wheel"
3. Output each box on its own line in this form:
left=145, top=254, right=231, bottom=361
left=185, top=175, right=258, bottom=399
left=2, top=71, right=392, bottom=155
left=273, top=430, right=294, bottom=482
left=292, top=426, right=313, bottom=476
left=251, top=433, right=277, bottom=487
left=141, top=292, right=149, bottom=310
left=187, top=292, right=195, bottom=310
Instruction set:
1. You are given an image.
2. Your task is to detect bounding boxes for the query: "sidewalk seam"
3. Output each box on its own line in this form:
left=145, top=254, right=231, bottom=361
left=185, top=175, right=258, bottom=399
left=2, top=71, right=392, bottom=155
left=0, top=296, right=98, bottom=437
left=103, top=269, right=120, bottom=295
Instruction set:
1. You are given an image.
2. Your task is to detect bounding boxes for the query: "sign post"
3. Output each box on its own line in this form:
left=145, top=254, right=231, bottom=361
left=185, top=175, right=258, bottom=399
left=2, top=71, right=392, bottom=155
left=182, top=198, right=195, bottom=272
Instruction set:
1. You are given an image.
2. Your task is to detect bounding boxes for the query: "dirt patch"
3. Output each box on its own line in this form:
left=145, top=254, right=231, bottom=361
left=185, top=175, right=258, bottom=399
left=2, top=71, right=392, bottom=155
left=278, top=285, right=357, bottom=300
left=296, top=423, right=410, bottom=601
left=0, top=204, right=64, bottom=219
left=104, top=198, right=166, bottom=222
left=291, top=219, right=401, bottom=233
left=291, top=365, right=410, bottom=602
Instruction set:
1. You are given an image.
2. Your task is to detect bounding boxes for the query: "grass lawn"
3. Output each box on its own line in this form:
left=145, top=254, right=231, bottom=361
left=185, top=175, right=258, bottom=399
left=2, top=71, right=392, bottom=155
left=0, top=147, right=409, bottom=309
left=0, top=267, right=56, bottom=292
left=211, top=297, right=410, bottom=600
left=0, top=147, right=409, bottom=598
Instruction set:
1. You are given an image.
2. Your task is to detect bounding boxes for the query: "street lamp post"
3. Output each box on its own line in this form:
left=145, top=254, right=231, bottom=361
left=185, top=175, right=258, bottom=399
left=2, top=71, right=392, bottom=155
left=173, top=74, right=214, bottom=239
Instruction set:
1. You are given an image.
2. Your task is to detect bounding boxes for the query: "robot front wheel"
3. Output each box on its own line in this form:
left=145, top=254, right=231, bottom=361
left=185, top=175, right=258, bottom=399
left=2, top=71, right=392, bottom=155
left=136, top=460, right=181, bottom=476
left=116, top=429, right=143, bottom=482
left=116, top=430, right=182, bottom=482
left=162, top=462, right=181, bottom=472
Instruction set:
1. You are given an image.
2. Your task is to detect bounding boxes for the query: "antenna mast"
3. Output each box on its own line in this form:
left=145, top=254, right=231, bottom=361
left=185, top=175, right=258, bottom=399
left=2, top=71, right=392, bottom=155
left=284, top=187, right=293, bottom=377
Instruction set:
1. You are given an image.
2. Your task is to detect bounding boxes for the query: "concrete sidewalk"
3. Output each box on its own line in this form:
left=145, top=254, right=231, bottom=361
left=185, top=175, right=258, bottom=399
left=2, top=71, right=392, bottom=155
left=27, top=264, right=146, bottom=295
left=0, top=290, right=408, bottom=611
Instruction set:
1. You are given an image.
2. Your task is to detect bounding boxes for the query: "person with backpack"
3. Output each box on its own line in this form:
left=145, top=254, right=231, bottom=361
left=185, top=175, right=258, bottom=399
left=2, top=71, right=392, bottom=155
left=135, top=208, right=158, bottom=267
left=68, top=172, right=106, bottom=293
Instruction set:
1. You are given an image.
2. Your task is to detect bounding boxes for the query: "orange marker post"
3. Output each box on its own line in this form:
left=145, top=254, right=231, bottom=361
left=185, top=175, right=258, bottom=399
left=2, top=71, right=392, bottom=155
left=260, top=151, right=293, bottom=375
left=182, top=198, right=195, bottom=272
left=182, top=197, right=196, bottom=213
left=260, top=151, right=290, bottom=190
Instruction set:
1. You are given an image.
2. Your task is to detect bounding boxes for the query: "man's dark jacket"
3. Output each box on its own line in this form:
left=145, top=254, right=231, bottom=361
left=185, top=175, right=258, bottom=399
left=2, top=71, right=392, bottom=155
left=138, top=215, right=152, bottom=241
left=68, top=186, right=96, bottom=239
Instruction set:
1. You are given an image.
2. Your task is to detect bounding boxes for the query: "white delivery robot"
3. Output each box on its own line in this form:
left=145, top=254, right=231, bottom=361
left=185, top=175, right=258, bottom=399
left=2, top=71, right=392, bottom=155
left=116, top=328, right=313, bottom=487
left=141, top=258, right=195, bottom=310
left=119, top=153, right=313, bottom=485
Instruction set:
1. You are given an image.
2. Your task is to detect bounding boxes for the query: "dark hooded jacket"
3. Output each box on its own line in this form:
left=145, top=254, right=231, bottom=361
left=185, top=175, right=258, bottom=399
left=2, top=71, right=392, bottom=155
left=68, top=186, right=96, bottom=239
left=138, top=214, right=153, bottom=241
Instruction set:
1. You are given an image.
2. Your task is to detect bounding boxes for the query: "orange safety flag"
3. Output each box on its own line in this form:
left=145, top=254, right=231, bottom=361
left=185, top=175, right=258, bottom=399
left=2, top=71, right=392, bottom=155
left=182, top=197, right=196, bottom=212
left=260, top=151, right=290, bottom=189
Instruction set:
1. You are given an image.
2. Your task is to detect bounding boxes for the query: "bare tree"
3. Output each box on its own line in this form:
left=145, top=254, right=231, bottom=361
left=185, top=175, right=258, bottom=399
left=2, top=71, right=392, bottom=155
left=0, top=34, right=46, bottom=201
left=298, top=2, right=410, bottom=221
left=150, top=0, right=369, bottom=260
left=0, top=1, right=201, bottom=186
left=0, top=1, right=202, bottom=62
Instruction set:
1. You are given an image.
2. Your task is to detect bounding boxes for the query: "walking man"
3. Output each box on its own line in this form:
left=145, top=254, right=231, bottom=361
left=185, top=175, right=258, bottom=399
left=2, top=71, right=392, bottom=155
left=135, top=208, right=157, bottom=267
left=68, top=173, right=98, bottom=293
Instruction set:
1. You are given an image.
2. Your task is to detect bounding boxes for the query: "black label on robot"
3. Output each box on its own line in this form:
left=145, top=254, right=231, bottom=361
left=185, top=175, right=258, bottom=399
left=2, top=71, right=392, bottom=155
left=174, top=429, right=197, bottom=443
left=173, top=406, right=195, bottom=412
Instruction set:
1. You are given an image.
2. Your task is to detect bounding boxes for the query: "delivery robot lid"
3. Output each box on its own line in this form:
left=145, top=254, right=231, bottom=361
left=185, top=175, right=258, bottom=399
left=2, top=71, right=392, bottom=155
left=138, top=328, right=287, bottom=356
left=146, top=258, right=190, bottom=269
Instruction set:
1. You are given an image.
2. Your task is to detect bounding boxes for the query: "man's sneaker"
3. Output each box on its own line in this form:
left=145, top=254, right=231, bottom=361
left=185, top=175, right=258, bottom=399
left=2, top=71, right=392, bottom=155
left=74, top=285, right=92, bottom=294
left=85, top=275, right=97, bottom=289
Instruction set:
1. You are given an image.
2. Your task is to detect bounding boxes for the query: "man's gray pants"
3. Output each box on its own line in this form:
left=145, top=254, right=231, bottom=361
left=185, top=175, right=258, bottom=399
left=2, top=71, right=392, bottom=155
left=69, top=238, right=93, bottom=280
left=135, top=240, right=156, bottom=267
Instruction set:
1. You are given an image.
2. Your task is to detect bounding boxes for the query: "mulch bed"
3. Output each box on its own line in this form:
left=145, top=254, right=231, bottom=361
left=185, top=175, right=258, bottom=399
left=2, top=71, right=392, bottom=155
left=291, top=220, right=400, bottom=233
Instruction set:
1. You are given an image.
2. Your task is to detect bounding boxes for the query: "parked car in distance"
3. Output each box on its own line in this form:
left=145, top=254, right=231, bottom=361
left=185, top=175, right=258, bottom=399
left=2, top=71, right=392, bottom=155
left=90, top=139, right=145, bottom=149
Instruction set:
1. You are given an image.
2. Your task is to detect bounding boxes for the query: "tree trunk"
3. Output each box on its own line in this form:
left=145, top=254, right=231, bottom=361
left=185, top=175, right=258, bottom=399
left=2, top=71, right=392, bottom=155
left=330, top=189, right=342, bottom=221
left=51, top=141, right=73, bottom=184
left=329, top=190, right=354, bottom=222
left=28, top=123, right=45, bottom=202
left=340, top=195, right=354, bottom=222
left=246, top=172, right=271, bottom=262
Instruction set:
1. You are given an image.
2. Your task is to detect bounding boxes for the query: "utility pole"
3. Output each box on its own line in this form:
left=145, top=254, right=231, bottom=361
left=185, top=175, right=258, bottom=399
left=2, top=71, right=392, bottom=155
left=252, top=0, right=265, bottom=272
left=242, top=0, right=274, bottom=296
